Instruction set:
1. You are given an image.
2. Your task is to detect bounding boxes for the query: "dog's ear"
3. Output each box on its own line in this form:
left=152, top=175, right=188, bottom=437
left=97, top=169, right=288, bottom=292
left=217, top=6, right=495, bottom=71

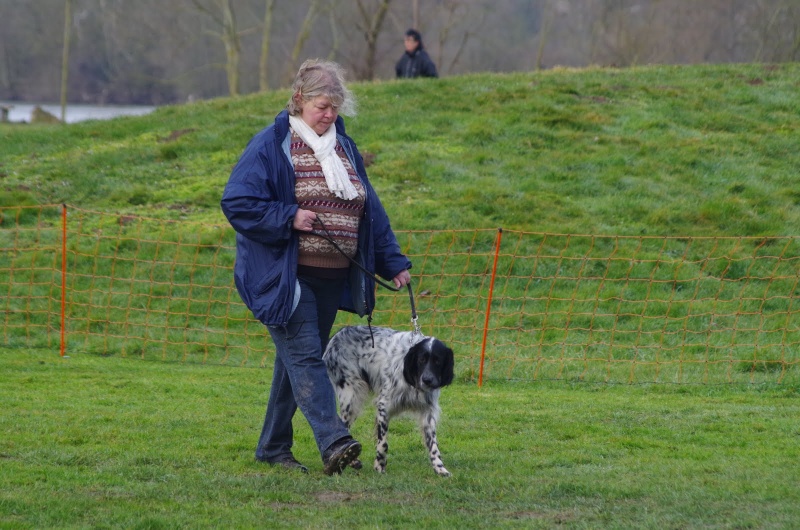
left=441, top=344, right=455, bottom=387
left=403, top=343, right=421, bottom=386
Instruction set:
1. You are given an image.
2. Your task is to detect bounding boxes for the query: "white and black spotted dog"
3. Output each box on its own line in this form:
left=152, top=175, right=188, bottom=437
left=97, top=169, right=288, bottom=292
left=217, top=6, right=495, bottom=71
left=323, top=325, right=455, bottom=477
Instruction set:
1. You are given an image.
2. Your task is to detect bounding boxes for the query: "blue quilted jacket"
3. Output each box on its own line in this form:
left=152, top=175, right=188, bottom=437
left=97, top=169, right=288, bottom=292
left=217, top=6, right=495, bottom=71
left=221, top=110, right=411, bottom=327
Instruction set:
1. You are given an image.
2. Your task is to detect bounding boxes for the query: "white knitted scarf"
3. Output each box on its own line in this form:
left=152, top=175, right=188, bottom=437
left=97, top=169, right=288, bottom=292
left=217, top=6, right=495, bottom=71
left=288, top=115, right=359, bottom=200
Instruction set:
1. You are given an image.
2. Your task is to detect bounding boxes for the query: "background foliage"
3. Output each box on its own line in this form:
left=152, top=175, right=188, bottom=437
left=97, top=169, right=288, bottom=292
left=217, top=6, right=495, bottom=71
left=1, top=0, right=799, bottom=104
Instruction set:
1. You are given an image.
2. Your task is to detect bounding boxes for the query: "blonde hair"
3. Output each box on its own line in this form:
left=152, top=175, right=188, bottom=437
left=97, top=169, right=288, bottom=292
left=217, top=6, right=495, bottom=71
left=287, top=59, right=357, bottom=117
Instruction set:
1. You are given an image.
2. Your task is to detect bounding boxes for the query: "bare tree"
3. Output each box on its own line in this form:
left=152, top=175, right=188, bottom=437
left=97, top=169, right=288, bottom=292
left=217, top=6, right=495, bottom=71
left=750, top=0, right=800, bottom=62
left=220, top=0, right=241, bottom=96
left=284, top=0, right=322, bottom=84
left=588, top=0, right=663, bottom=66
left=325, top=0, right=343, bottom=60
left=434, top=0, right=478, bottom=74
left=354, top=0, right=393, bottom=80
left=258, top=0, right=276, bottom=91
left=190, top=0, right=242, bottom=96
left=60, top=0, right=71, bottom=121
left=9, top=0, right=800, bottom=105
left=534, top=0, right=552, bottom=70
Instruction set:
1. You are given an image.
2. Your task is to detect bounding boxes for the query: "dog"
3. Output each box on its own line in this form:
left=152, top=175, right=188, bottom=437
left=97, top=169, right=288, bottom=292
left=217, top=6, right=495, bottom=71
left=323, top=325, right=455, bottom=476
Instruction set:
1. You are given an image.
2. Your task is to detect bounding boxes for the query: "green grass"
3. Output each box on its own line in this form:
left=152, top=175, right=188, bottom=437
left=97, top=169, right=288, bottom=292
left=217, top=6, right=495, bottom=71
left=2, top=64, right=800, bottom=527
left=2, top=350, right=799, bottom=529
left=2, top=64, right=799, bottom=235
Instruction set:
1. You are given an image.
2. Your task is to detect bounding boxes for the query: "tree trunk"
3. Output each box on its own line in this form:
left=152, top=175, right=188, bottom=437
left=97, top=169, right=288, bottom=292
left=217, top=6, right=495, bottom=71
left=285, top=0, right=321, bottom=85
left=190, top=0, right=241, bottom=96
left=258, top=0, right=275, bottom=92
left=60, top=0, right=71, bottom=122
left=325, top=0, right=342, bottom=60
left=220, top=0, right=240, bottom=96
left=535, top=2, right=552, bottom=70
left=355, top=0, right=392, bottom=81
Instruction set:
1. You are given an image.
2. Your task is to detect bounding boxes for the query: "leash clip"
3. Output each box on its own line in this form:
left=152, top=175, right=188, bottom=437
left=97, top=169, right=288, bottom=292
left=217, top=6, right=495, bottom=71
left=407, top=283, right=423, bottom=337
left=411, top=315, right=422, bottom=337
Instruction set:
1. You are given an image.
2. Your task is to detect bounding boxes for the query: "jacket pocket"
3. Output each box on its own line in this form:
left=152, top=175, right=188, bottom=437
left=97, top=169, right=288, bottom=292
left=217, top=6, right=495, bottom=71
left=348, top=255, right=367, bottom=317
left=254, top=269, right=280, bottom=295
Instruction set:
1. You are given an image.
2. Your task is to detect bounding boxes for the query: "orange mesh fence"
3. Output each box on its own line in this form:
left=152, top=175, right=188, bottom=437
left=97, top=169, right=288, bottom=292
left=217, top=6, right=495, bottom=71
left=479, top=231, right=799, bottom=385
left=63, top=206, right=270, bottom=365
left=1, top=205, right=63, bottom=350
left=2, top=204, right=798, bottom=384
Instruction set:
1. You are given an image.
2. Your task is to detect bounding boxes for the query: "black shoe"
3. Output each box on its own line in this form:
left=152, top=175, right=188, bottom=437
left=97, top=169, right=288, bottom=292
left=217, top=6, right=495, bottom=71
left=322, top=437, right=362, bottom=476
left=266, top=453, right=308, bottom=473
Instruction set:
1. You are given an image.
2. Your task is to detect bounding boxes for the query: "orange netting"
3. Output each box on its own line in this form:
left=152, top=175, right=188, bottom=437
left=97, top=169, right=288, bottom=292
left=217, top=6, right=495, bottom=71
left=2, top=204, right=798, bottom=384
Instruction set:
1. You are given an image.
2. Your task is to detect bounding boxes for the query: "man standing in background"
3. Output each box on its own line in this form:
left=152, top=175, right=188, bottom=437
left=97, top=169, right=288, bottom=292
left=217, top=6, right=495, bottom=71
left=395, top=29, right=438, bottom=79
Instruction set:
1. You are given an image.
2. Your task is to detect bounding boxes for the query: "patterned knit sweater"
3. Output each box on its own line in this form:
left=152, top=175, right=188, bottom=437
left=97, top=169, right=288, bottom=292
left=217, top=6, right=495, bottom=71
left=291, top=129, right=365, bottom=276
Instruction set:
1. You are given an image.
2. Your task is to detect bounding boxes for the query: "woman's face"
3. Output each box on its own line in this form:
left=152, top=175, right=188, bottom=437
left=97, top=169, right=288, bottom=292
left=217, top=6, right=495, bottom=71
left=404, top=35, right=419, bottom=53
left=299, top=95, right=338, bottom=135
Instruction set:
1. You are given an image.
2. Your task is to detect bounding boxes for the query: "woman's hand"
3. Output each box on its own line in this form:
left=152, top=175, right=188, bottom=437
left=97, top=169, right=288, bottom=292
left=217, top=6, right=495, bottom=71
left=293, top=209, right=318, bottom=232
left=392, top=269, right=411, bottom=289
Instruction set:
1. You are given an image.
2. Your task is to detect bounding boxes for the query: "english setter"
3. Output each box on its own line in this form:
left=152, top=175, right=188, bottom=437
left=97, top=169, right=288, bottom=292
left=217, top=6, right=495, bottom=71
left=323, top=325, right=455, bottom=476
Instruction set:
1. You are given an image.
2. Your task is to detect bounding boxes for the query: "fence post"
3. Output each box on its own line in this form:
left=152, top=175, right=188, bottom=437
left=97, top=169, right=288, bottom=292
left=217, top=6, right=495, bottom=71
left=60, top=204, right=67, bottom=357
left=478, top=228, right=503, bottom=387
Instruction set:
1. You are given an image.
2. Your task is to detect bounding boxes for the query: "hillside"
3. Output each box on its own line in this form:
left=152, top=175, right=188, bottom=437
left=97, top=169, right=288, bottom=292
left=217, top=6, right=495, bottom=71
left=1, top=63, right=799, bottom=237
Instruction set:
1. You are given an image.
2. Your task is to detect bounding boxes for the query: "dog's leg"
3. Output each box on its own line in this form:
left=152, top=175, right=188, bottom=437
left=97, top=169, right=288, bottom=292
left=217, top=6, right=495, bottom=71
left=421, top=411, right=450, bottom=477
left=334, top=389, right=354, bottom=428
left=373, top=399, right=390, bottom=473
left=334, top=379, right=366, bottom=428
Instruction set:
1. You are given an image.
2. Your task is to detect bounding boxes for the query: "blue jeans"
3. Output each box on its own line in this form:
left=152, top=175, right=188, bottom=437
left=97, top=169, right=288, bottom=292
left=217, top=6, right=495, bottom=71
left=255, top=275, right=351, bottom=462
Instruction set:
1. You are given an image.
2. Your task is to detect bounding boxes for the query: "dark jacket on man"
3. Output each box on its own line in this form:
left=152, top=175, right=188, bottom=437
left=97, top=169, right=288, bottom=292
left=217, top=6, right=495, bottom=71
left=395, top=48, right=438, bottom=78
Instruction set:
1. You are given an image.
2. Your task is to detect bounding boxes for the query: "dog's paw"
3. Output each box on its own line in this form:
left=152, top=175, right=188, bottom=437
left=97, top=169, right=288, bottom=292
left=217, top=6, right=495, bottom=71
left=435, top=466, right=451, bottom=477
left=373, top=460, right=387, bottom=473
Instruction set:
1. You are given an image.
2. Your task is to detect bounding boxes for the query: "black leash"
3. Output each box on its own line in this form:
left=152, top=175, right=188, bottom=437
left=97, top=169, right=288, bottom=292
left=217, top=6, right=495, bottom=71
left=313, top=218, right=400, bottom=293
left=311, top=216, right=421, bottom=337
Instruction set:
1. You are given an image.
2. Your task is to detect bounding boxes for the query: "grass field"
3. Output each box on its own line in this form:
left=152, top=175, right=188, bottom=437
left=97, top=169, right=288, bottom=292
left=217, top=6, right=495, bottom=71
left=2, top=350, right=799, bottom=529
left=2, top=63, right=800, bottom=527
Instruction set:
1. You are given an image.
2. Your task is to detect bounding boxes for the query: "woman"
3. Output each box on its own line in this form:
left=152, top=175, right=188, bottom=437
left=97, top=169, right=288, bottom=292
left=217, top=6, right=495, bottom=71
left=395, top=28, right=438, bottom=79
left=221, top=59, right=412, bottom=475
